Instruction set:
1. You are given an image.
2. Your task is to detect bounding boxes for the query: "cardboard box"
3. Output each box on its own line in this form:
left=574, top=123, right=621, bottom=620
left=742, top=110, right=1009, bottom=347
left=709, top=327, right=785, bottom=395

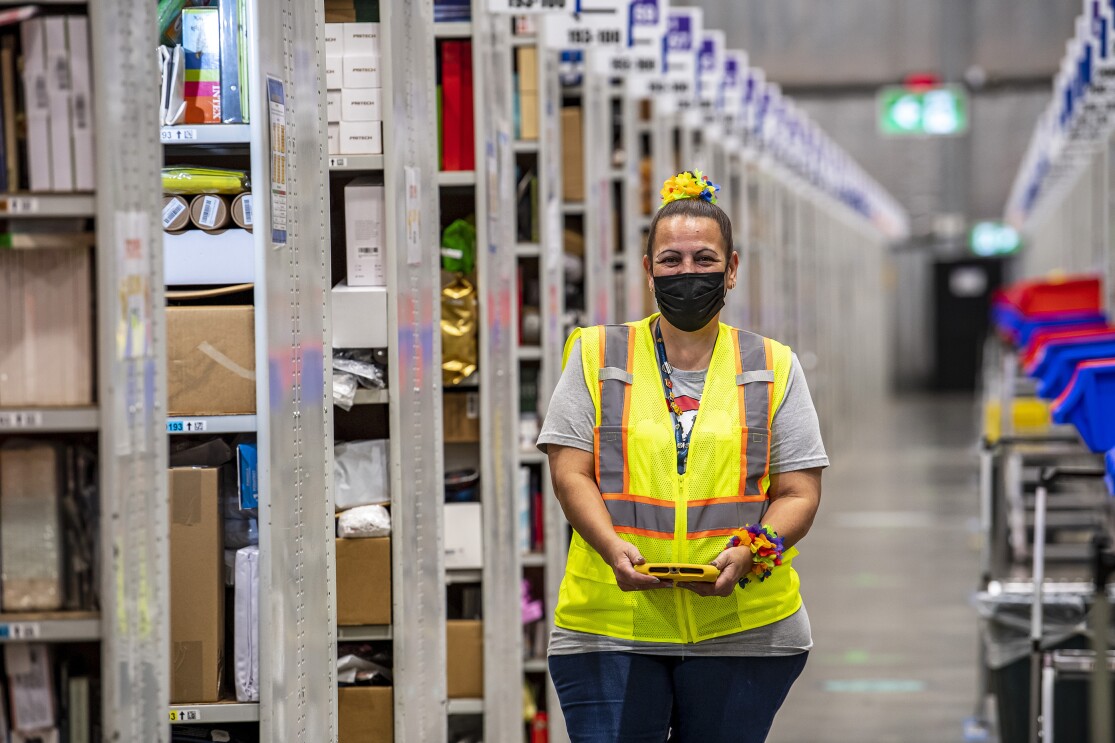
left=447, top=620, right=483, bottom=699
left=324, top=23, right=344, bottom=57
left=520, top=91, right=539, bottom=141
left=332, top=282, right=388, bottom=348
left=167, top=306, right=256, bottom=416
left=344, top=178, right=387, bottom=285
left=561, top=107, right=585, bottom=202
left=170, top=467, right=225, bottom=703
left=444, top=503, right=481, bottom=570
left=343, top=22, right=381, bottom=56
left=443, top=392, right=480, bottom=443
left=339, top=120, right=383, bottom=155
left=338, top=687, right=393, bottom=742
left=326, top=52, right=343, bottom=89
left=341, top=87, right=382, bottom=122
left=328, top=90, right=342, bottom=122
left=336, top=537, right=391, bottom=625
left=343, top=51, right=382, bottom=88
left=517, top=46, right=538, bottom=93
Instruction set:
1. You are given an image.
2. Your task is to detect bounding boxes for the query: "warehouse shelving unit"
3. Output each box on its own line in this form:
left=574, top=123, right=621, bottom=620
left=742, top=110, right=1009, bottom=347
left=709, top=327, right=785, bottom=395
left=157, top=0, right=336, bottom=738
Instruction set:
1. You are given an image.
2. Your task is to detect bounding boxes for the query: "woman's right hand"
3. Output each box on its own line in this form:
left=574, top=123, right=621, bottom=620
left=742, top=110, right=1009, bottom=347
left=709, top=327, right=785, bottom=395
left=607, top=540, right=670, bottom=592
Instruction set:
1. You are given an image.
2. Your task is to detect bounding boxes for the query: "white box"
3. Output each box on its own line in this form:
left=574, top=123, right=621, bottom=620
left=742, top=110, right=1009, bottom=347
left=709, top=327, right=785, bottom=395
left=444, top=502, right=482, bottom=569
left=328, top=123, right=340, bottom=155
left=343, top=51, right=382, bottom=89
left=67, top=17, right=95, bottom=191
left=343, top=178, right=386, bottom=285
left=343, top=23, right=381, bottom=56
left=327, top=90, right=342, bottom=122
left=44, top=17, right=73, bottom=191
left=324, top=23, right=344, bottom=57
left=339, top=120, right=383, bottom=155
left=20, top=19, right=51, bottom=193
left=326, top=52, right=343, bottom=89
left=331, top=282, right=389, bottom=348
left=164, top=229, right=255, bottom=285
left=341, top=88, right=381, bottom=122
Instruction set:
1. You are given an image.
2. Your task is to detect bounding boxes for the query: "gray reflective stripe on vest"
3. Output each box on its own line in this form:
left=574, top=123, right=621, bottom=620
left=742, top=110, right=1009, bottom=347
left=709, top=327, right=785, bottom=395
left=687, top=499, right=766, bottom=536
left=598, top=325, right=634, bottom=494
left=737, top=331, right=772, bottom=497
left=605, top=497, right=674, bottom=536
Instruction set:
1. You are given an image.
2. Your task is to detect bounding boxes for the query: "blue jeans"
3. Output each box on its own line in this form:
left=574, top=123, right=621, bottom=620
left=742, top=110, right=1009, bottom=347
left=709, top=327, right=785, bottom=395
left=548, top=651, right=808, bottom=743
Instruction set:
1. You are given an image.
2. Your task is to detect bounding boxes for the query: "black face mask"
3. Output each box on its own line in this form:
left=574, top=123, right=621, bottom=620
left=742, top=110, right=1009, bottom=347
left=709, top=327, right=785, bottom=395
left=652, top=271, right=727, bottom=332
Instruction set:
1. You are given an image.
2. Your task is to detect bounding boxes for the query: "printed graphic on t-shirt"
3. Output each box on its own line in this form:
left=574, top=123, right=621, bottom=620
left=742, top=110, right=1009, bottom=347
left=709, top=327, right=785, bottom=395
left=674, top=394, right=700, bottom=442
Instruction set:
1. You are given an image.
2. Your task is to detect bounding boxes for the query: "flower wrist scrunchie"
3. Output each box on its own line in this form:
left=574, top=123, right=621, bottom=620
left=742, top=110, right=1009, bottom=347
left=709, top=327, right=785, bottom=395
left=726, top=524, right=785, bottom=586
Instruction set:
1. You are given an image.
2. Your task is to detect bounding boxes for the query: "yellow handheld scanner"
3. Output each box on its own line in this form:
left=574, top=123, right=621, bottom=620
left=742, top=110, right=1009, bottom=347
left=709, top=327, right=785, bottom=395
left=635, top=563, right=720, bottom=583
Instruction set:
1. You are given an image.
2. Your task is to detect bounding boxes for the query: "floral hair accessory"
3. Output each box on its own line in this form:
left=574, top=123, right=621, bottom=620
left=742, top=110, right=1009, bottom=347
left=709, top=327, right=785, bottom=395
left=659, top=170, right=720, bottom=207
left=725, top=524, right=785, bottom=587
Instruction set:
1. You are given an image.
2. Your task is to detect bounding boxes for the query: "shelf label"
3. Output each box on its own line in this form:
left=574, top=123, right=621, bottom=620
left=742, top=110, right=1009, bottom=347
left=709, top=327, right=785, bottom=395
left=266, top=76, right=289, bottom=248
left=167, top=419, right=208, bottom=434
left=329, top=156, right=348, bottom=168
left=404, top=165, right=423, bottom=266
left=161, top=128, right=198, bottom=142
left=169, top=709, right=201, bottom=723
left=0, top=622, right=41, bottom=640
left=0, top=196, right=39, bottom=214
left=488, top=0, right=567, bottom=12
left=0, top=410, right=44, bottom=428
left=543, top=1, right=630, bottom=49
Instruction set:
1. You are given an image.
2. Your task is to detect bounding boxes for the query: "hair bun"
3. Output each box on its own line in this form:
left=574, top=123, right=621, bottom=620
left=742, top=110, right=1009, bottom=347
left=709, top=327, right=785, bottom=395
left=660, top=170, right=720, bottom=208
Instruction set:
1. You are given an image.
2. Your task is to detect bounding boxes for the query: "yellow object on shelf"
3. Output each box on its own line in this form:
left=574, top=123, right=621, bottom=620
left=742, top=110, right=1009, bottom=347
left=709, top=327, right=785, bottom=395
left=983, top=397, right=1053, bottom=443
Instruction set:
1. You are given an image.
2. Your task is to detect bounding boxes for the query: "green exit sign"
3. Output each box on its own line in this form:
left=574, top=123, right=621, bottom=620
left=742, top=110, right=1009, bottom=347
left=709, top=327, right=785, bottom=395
left=878, top=85, right=968, bottom=136
left=970, top=221, right=1021, bottom=257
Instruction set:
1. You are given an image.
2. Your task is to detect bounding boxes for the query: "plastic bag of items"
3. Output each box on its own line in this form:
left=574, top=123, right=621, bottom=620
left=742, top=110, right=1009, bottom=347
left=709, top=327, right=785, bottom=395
left=337, top=504, right=391, bottom=538
left=333, top=349, right=388, bottom=411
left=338, top=644, right=393, bottom=686
left=334, top=440, right=390, bottom=510
left=441, top=218, right=479, bottom=386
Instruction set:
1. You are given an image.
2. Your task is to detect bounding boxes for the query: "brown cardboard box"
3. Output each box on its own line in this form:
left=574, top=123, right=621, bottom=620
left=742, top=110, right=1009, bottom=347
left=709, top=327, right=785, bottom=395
left=520, top=91, right=539, bottom=141
left=447, top=620, right=483, bottom=699
left=170, top=467, right=225, bottom=703
left=167, top=305, right=256, bottom=416
left=336, top=537, right=391, bottom=626
left=517, top=47, right=538, bottom=93
left=443, top=392, right=480, bottom=443
left=561, top=107, right=585, bottom=202
left=338, top=687, right=393, bottom=742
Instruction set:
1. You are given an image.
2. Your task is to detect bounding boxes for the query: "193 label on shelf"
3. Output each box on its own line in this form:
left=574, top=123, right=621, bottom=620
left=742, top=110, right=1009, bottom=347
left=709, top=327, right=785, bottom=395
left=0, top=411, right=45, bottom=428
left=0, top=196, right=39, bottom=214
left=169, top=709, right=201, bottom=723
left=0, top=623, right=41, bottom=640
left=166, top=419, right=208, bottom=434
left=161, top=128, right=198, bottom=142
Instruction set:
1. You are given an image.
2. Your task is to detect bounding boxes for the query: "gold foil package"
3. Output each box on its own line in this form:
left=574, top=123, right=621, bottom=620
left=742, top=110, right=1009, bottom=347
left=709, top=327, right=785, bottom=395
left=441, top=273, right=479, bottom=386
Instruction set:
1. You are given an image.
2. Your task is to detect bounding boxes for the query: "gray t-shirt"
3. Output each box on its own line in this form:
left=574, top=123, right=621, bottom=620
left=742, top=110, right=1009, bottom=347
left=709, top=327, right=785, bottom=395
left=537, top=337, right=829, bottom=656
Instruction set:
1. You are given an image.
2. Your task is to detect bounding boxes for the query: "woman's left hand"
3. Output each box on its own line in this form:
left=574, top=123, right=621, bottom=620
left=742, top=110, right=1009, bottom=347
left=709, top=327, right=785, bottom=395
left=678, top=546, right=753, bottom=598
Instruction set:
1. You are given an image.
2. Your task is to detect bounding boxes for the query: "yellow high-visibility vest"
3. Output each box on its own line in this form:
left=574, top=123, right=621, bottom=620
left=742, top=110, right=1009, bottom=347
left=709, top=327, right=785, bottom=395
left=553, top=314, right=801, bottom=643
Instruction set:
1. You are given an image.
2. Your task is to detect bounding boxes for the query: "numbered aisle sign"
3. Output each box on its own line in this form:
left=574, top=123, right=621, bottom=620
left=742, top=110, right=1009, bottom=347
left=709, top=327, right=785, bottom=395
left=487, top=0, right=569, bottom=13
left=661, top=7, right=702, bottom=109
left=621, top=0, right=669, bottom=93
left=697, top=30, right=724, bottom=110
left=722, top=51, right=747, bottom=117
left=543, top=0, right=631, bottom=49
left=742, top=67, right=765, bottom=140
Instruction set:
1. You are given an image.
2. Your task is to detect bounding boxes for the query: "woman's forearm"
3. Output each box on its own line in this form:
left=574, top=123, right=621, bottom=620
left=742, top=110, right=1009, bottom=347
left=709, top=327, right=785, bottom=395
left=762, top=468, right=823, bottom=548
left=548, top=447, right=624, bottom=558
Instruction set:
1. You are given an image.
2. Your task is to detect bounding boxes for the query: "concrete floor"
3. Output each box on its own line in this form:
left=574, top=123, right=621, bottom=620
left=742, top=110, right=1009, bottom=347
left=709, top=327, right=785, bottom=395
left=768, top=394, right=983, bottom=743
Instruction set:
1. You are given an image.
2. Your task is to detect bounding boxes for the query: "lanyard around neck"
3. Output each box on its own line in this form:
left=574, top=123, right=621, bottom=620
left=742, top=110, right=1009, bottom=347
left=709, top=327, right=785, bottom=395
left=653, top=320, right=693, bottom=476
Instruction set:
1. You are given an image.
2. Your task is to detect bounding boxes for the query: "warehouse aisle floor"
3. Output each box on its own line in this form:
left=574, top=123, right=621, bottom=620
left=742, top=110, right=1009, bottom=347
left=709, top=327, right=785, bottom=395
left=768, top=395, right=982, bottom=743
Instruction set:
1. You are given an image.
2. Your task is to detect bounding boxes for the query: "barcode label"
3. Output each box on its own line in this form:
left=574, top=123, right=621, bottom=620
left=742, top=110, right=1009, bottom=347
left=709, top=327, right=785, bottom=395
left=162, top=198, right=187, bottom=228
left=241, top=195, right=253, bottom=226
left=329, top=156, right=347, bottom=168
left=0, top=622, right=40, bottom=639
left=167, top=419, right=208, bottom=434
left=169, top=709, right=201, bottom=723
left=0, top=411, right=44, bottom=428
left=357, top=247, right=379, bottom=255
left=198, top=196, right=220, bottom=228
left=466, top=392, right=479, bottom=419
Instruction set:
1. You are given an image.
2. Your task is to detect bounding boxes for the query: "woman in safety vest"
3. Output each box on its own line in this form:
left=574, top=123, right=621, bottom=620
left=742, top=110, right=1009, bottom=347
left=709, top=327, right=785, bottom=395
left=536, top=171, right=828, bottom=742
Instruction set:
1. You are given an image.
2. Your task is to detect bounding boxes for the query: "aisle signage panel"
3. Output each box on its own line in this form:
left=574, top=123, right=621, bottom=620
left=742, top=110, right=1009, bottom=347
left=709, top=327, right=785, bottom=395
left=722, top=51, right=746, bottom=116
left=659, top=8, right=702, bottom=110
left=617, top=0, right=669, bottom=90
left=487, top=0, right=568, bottom=12
left=697, top=30, right=724, bottom=109
left=543, top=0, right=632, bottom=49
